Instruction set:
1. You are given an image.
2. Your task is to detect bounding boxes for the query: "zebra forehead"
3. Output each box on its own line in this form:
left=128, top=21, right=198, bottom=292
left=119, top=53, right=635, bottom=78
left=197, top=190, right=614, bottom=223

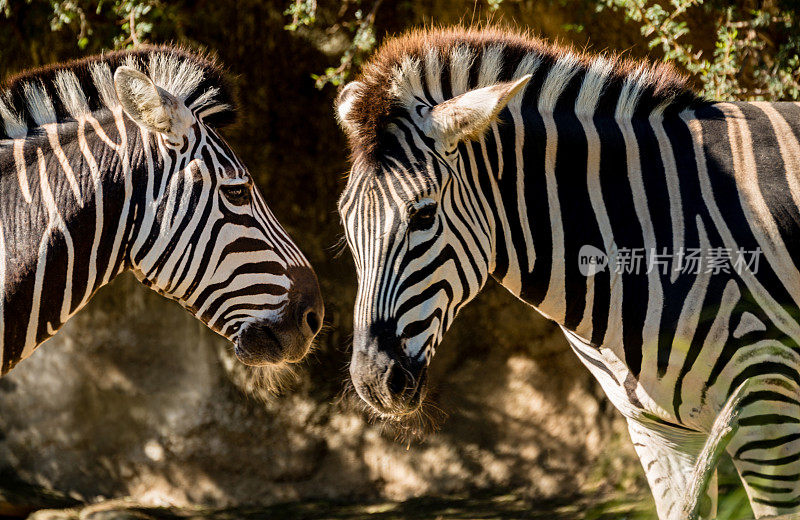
left=340, top=25, right=702, bottom=167
left=0, top=45, right=236, bottom=140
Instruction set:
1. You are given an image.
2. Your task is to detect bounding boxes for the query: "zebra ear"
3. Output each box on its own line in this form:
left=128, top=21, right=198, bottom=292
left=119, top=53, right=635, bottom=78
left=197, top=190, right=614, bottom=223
left=113, top=66, right=193, bottom=138
left=336, top=81, right=364, bottom=135
left=426, top=74, right=532, bottom=144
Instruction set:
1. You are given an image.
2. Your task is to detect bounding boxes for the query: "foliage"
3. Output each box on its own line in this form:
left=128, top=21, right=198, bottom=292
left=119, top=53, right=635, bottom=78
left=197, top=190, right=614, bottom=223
left=26, top=0, right=798, bottom=98
left=3, top=0, right=798, bottom=97
left=310, top=0, right=380, bottom=88
left=3, top=0, right=181, bottom=51
left=283, top=0, right=317, bottom=31
left=283, top=0, right=382, bottom=88
left=595, top=0, right=800, bottom=100
left=486, top=0, right=503, bottom=11
left=281, top=0, right=799, bottom=97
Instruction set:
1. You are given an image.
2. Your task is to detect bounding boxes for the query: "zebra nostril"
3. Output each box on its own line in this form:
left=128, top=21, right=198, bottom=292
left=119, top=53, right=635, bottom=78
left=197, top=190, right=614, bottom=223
left=305, top=309, right=321, bottom=335
left=287, top=265, right=324, bottom=339
left=387, top=364, right=407, bottom=396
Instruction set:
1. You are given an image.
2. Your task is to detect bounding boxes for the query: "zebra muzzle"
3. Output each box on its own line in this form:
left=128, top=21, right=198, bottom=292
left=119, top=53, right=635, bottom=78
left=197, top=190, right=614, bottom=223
left=234, top=266, right=324, bottom=366
left=235, top=321, right=289, bottom=365
left=350, top=343, right=428, bottom=415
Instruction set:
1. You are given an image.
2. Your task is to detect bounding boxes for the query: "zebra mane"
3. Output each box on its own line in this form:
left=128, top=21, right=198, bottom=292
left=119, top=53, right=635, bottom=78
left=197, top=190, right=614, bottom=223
left=0, top=45, right=235, bottom=139
left=341, top=26, right=705, bottom=162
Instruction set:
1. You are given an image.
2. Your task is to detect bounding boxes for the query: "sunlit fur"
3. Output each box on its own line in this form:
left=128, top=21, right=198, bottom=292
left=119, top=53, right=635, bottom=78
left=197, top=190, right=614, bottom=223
left=339, top=26, right=800, bottom=519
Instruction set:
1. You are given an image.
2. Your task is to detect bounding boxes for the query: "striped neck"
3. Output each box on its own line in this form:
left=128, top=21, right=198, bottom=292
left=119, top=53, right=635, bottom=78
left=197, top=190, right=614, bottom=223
left=0, top=107, right=151, bottom=373
left=450, top=67, right=703, bottom=337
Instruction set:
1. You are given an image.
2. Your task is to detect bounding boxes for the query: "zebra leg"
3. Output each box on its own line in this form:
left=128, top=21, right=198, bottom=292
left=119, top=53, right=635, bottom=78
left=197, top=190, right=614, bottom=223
left=627, top=418, right=718, bottom=520
left=727, top=380, right=800, bottom=518
left=680, top=379, right=754, bottom=519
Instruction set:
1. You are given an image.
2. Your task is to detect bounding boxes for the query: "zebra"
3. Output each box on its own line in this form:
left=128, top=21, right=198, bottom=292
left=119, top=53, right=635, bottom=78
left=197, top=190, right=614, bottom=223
left=0, top=46, right=324, bottom=377
left=335, top=27, right=800, bottom=519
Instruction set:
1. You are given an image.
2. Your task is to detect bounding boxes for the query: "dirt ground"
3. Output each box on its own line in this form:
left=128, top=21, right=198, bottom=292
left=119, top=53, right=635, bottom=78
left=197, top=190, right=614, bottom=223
left=10, top=490, right=656, bottom=520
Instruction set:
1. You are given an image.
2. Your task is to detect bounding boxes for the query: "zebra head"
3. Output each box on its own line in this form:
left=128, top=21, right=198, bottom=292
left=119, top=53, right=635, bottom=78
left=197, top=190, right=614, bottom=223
left=112, top=61, right=323, bottom=366
left=336, top=73, right=530, bottom=415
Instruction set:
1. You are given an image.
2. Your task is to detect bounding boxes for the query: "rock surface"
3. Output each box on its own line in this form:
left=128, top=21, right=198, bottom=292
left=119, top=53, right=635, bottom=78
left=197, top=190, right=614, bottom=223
left=0, top=273, right=635, bottom=509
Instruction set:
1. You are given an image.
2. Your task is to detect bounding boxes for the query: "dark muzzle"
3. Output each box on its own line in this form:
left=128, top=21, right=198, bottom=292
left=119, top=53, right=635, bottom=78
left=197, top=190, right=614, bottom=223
left=349, top=327, right=428, bottom=415
left=235, top=265, right=324, bottom=365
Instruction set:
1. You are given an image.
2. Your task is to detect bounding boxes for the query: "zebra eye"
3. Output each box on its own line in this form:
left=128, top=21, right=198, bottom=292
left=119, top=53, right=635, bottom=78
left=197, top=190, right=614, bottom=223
left=221, top=183, right=251, bottom=205
left=409, top=201, right=437, bottom=231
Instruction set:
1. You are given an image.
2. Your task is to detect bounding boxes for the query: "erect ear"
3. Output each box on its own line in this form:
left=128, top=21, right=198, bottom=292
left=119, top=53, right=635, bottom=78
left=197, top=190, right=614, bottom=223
left=424, top=74, right=532, bottom=144
left=113, top=66, right=193, bottom=138
left=335, top=81, right=364, bottom=135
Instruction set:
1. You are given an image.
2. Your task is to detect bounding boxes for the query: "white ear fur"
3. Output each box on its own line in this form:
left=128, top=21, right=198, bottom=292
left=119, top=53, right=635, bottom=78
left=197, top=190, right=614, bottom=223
left=113, top=66, right=193, bottom=138
left=424, top=74, right=532, bottom=144
left=336, top=81, right=364, bottom=135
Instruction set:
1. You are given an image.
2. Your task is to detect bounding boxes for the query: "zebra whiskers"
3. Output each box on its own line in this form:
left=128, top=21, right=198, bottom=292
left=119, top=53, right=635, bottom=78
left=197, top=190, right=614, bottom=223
left=336, top=378, right=448, bottom=443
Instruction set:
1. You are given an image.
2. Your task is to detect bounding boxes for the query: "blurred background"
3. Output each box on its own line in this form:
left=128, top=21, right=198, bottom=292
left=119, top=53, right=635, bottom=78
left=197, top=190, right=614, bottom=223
left=0, top=1, right=798, bottom=518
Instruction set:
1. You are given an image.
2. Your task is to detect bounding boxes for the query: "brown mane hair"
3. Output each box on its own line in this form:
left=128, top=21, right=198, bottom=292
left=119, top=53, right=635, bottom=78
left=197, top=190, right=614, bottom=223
left=340, top=26, right=704, bottom=164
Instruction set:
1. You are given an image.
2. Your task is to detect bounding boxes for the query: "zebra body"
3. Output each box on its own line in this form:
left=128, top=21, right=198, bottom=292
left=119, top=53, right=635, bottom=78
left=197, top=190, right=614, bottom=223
left=0, top=47, right=323, bottom=376
left=337, top=28, right=800, bottom=519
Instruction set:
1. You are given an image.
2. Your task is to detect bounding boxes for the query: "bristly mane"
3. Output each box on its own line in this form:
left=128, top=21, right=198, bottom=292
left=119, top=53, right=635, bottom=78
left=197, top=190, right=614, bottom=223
left=0, top=45, right=235, bottom=140
left=341, top=26, right=706, bottom=163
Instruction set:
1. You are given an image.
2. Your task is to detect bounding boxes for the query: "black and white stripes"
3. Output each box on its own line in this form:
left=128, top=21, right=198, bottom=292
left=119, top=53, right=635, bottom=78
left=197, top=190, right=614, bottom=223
left=336, top=28, right=800, bottom=519
left=0, top=47, right=323, bottom=375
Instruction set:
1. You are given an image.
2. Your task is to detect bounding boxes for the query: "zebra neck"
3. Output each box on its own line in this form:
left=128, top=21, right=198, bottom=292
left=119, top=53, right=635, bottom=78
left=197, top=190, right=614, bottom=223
left=483, top=105, right=691, bottom=339
left=0, top=109, right=148, bottom=374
